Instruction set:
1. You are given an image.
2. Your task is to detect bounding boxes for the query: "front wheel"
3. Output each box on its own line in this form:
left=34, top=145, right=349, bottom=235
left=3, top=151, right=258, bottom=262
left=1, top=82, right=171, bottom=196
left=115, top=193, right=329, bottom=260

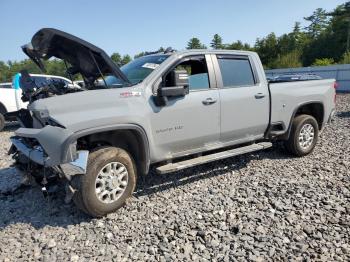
left=284, top=114, right=319, bottom=157
left=73, top=146, right=137, bottom=217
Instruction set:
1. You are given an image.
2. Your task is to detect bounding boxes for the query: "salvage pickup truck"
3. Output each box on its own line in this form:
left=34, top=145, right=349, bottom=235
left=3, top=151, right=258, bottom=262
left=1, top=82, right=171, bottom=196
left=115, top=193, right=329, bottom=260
left=9, top=28, right=336, bottom=217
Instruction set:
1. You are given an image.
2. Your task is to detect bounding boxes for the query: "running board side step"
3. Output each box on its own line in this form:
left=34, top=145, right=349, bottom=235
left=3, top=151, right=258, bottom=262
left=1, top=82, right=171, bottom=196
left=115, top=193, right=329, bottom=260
left=156, top=142, right=272, bottom=174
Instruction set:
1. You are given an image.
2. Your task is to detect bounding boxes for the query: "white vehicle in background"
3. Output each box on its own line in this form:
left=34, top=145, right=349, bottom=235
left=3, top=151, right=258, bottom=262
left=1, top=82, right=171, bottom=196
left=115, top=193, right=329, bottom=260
left=0, top=74, right=79, bottom=131
left=73, top=80, right=85, bottom=88
left=0, top=82, right=14, bottom=130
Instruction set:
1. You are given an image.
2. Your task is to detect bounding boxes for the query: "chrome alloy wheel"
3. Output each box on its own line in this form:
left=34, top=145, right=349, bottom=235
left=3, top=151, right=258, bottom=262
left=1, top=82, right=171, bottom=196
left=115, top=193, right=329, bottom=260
left=298, top=123, right=315, bottom=150
left=95, top=162, right=128, bottom=204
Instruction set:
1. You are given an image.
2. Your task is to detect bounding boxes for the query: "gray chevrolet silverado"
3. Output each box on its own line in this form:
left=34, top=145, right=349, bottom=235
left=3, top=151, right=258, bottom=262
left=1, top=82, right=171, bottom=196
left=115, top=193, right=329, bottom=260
left=8, top=28, right=336, bottom=217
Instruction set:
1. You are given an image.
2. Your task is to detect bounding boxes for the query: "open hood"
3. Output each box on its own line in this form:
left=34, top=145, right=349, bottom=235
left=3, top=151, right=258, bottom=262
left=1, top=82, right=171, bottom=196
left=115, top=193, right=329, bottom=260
left=22, top=28, right=130, bottom=84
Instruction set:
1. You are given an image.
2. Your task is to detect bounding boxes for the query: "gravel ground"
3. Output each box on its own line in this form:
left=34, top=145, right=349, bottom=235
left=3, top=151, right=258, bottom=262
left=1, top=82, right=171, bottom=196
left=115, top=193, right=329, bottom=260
left=0, top=95, right=349, bottom=261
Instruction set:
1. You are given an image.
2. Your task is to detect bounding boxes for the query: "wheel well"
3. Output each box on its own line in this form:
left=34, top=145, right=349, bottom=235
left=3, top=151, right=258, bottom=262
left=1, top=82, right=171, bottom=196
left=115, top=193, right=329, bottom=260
left=77, top=129, right=149, bottom=175
left=0, top=103, right=7, bottom=115
left=294, top=103, right=324, bottom=130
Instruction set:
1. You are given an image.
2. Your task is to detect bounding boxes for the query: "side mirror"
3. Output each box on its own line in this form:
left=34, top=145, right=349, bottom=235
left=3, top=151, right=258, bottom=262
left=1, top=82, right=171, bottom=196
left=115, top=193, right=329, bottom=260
left=154, top=70, right=189, bottom=106
left=158, top=85, right=189, bottom=97
left=159, top=70, right=189, bottom=97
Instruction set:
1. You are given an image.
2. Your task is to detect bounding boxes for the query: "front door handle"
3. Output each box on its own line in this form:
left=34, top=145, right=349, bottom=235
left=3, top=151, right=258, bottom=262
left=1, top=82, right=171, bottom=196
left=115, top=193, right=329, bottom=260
left=202, top=98, right=217, bottom=105
left=255, top=93, right=265, bottom=99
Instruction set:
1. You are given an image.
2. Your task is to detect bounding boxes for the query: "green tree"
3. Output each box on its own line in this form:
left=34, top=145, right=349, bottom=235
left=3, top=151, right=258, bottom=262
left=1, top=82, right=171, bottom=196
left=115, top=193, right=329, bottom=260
left=340, top=51, right=350, bottom=63
left=187, top=37, right=206, bottom=49
left=0, top=59, right=76, bottom=82
left=2, top=1, right=350, bottom=79
left=271, top=50, right=302, bottom=69
left=45, top=59, right=67, bottom=77
left=225, top=40, right=251, bottom=50
left=0, top=61, right=9, bottom=82
left=292, top=22, right=302, bottom=39
left=254, top=33, right=279, bottom=68
left=277, top=34, right=293, bottom=55
left=302, top=3, right=350, bottom=65
left=134, top=52, right=146, bottom=59
left=111, top=52, right=122, bottom=64
left=210, top=34, right=223, bottom=49
left=121, top=55, right=132, bottom=65
left=304, top=8, right=329, bottom=37
left=134, top=47, right=166, bottom=59
left=290, top=22, right=310, bottom=51
left=328, top=2, right=350, bottom=51
left=311, top=58, right=335, bottom=66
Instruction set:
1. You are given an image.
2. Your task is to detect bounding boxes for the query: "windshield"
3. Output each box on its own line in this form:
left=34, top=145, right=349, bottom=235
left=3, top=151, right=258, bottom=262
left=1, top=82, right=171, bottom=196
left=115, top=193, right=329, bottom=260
left=105, top=54, right=169, bottom=87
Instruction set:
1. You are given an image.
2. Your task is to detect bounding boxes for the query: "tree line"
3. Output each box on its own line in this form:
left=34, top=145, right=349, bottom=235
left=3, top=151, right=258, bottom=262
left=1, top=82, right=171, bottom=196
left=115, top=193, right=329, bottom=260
left=186, top=2, right=350, bottom=69
left=0, top=1, right=349, bottom=82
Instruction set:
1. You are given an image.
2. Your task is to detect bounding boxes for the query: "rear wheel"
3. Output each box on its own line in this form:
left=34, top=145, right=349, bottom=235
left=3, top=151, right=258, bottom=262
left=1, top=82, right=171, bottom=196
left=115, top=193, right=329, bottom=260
left=0, top=113, right=5, bottom=131
left=73, top=146, right=137, bottom=217
left=284, top=114, right=319, bottom=157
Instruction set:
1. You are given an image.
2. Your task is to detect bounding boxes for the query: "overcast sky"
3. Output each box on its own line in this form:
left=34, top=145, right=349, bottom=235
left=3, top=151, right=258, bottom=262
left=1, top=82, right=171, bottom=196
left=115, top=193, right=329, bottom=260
left=0, top=0, right=346, bottom=61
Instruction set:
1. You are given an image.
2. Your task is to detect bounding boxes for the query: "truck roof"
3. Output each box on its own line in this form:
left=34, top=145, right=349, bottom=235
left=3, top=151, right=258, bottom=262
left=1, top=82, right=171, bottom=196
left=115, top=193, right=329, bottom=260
left=176, top=49, right=256, bottom=56
left=144, top=49, right=257, bottom=58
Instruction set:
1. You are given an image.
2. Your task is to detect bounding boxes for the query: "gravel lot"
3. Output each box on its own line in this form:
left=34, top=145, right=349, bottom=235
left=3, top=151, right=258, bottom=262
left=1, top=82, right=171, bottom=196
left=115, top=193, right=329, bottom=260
left=0, top=95, right=349, bottom=261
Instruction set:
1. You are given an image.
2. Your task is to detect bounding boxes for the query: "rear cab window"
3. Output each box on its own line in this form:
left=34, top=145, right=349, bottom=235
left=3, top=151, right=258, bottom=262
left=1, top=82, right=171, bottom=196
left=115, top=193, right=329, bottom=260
left=53, top=77, right=71, bottom=85
left=32, top=76, right=49, bottom=86
left=217, top=55, right=256, bottom=88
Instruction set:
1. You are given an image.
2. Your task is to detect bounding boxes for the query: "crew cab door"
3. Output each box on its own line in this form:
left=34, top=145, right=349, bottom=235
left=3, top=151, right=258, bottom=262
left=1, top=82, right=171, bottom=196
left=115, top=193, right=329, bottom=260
left=213, top=54, right=269, bottom=144
left=150, top=55, right=220, bottom=160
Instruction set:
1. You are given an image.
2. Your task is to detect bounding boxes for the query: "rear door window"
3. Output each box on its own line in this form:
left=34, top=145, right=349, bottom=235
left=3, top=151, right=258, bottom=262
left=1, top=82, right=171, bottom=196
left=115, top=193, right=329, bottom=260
left=217, top=56, right=255, bottom=87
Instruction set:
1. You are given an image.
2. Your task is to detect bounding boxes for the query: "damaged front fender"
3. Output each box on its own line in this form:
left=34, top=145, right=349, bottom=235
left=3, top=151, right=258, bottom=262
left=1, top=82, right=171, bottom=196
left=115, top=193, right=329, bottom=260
left=10, top=127, right=89, bottom=177
left=13, top=125, right=75, bottom=166
left=9, top=126, right=89, bottom=177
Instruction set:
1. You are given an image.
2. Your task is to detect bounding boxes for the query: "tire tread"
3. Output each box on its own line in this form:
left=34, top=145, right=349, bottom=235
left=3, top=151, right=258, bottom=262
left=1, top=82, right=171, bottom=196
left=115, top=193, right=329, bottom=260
left=73, top=146, right=136, bottom=217
left=284, top=114, right=319, bottom=157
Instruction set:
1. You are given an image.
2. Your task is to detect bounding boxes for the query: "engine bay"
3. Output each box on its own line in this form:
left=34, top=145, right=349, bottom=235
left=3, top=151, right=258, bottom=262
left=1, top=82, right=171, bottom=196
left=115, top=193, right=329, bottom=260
left=19, top=70, right=83, bottom=103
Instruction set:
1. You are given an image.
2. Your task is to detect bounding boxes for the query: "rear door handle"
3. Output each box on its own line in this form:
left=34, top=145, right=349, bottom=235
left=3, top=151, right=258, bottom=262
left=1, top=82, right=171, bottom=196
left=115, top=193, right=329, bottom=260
left=255, top=93, right=265, bottom=99
left=202, top=98, right=217, bottom=105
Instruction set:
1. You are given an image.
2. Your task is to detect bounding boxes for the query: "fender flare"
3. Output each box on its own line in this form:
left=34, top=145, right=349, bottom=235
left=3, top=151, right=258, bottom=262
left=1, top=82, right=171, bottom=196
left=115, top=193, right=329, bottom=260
left=61, top=124, right=151, bottom=175
left=282, top=101, right=325, bottom=140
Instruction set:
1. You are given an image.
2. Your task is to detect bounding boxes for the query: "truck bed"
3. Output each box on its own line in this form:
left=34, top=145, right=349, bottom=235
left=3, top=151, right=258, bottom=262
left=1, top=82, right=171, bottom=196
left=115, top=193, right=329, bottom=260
left=269, top=79, right=336, bottom=131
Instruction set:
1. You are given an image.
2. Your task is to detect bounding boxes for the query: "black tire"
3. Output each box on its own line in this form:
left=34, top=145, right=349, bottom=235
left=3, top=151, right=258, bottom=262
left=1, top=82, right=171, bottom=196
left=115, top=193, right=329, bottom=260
left=0, top=113, right=5, bottom=131
left=284, top=114, right=319, bottom=157
left=71, top=176, right=89, bottom=214
left=73, top=147, right=137, bottom=217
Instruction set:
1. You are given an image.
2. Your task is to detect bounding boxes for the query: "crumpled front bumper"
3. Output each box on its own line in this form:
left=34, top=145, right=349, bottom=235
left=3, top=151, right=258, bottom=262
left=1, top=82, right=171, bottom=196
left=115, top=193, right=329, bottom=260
left=10, top=125, right=89, bottom=176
